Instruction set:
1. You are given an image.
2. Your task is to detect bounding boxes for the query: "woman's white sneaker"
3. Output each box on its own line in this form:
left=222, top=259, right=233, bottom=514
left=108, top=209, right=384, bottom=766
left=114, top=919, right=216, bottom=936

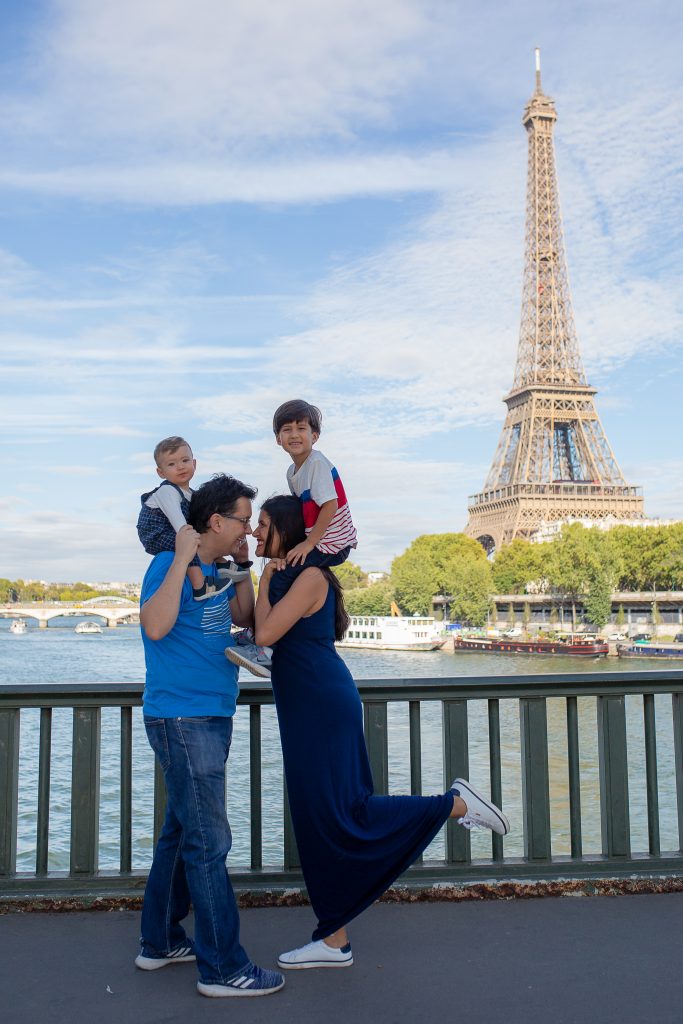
left=277, top=939, right=353, bottom=970
left=451, top=777, right=510, bottom=835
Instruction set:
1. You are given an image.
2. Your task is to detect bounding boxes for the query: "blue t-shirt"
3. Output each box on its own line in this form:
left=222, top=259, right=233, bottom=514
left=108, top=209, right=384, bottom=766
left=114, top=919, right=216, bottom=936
left=140, top=552, right=239, bottom=718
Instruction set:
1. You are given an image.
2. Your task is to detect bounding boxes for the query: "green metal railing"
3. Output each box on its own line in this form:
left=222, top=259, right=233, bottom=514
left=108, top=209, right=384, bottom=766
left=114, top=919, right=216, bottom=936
left=3, top=671, right=683, bottom=900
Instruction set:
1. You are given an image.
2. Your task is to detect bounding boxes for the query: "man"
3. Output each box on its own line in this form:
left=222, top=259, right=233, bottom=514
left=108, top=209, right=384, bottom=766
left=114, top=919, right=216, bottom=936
left=134, top=473, right=284, bottom=998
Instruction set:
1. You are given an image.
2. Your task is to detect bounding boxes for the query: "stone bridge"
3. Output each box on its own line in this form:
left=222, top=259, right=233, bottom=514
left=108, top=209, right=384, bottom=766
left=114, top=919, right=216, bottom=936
left=0, top=597, right=139, bottom=629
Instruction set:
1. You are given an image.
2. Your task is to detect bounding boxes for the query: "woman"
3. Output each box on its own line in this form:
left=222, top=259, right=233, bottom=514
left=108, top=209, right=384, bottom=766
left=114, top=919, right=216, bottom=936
left=253, top=496, right=509, bottom=970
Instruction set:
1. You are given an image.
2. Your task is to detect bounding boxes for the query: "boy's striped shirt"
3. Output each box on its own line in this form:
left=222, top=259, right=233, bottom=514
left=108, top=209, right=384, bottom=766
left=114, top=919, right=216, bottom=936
left=287, top=450, right=357, bottom=554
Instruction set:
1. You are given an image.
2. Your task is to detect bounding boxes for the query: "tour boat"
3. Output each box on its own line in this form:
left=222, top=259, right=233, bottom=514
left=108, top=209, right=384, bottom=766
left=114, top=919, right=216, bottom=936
left=75, top=621, right=103, bottom=634
left=9, top=619, right=27, bottom=634
left=454, top=632, right=609, bottom=656
left=337, top=615, right=445, bottom=651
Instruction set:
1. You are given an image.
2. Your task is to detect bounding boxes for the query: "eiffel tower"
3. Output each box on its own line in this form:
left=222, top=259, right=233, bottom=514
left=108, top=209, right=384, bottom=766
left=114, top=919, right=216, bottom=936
left=465, top=51, right=644, bottom=554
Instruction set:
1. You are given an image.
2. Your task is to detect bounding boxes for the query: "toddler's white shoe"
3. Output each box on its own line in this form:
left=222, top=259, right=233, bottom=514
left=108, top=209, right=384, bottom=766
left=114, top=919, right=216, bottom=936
left=451, top=777, right=510, bottom=835
left=277, top=939, right=353, bottom=970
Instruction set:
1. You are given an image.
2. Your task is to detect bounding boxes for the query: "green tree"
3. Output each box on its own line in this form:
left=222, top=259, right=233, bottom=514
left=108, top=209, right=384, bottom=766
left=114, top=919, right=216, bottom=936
left=583, top=572, right=613, bottom=629
left=610, top=524, right=683, bottom=592
left=616, top=604, right=626, bottom=627
left=17, top=580, right=46, bottom=602
left=0, top=578, right=18, bottom=602
left=345, top=580, right=394, bottom=616
left=332, top=561, right=367, bottom=590
left=391, top=533, right=491, bottom=623
left=548, top=524, right=620, bottom=630
left=491, top=539, right=546, bottom=595
left=445, top=557, right=492, bottom=627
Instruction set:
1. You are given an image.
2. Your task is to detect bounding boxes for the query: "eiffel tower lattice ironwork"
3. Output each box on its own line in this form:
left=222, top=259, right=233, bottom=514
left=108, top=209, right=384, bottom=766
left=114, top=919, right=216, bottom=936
left=465, top=51, right=644, bottom=553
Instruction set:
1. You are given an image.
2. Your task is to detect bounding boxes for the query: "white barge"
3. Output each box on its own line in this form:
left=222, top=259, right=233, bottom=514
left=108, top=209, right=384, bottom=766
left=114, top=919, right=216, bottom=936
left=337, top=615, right=445, bottom=652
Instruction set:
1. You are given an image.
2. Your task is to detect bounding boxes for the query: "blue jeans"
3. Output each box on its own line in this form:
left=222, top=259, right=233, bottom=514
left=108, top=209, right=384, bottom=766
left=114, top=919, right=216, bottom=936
left=141, top=716, right=249, bottom=984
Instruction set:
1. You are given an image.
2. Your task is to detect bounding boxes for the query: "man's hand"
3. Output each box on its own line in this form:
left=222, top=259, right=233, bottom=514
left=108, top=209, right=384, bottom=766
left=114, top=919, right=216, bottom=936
left=232, top=536, right=251, bottom=565
left=286, top=540, right=315, bottom=567
left=175, top=524, right=200, bottom=565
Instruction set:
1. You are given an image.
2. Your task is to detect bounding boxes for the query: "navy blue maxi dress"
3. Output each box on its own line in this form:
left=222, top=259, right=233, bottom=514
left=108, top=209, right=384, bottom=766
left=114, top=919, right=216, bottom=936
left=269, top=574, right=454, bottom=940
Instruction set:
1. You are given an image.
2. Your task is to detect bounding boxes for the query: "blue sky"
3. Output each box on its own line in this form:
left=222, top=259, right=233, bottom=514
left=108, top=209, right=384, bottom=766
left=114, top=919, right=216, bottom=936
left=1, top=0, right=682, bottom=582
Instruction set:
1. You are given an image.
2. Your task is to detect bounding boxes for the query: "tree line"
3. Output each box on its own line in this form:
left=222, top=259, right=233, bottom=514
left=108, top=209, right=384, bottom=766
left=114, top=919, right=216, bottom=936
left=0, top=579, right=129, bottom=603
left=334, top=523, right=683, bottom=628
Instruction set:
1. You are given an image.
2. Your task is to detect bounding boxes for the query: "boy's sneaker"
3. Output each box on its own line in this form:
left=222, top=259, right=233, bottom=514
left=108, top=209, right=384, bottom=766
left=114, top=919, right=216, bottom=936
left=216, top=560, right=252, bottom=583
left=226, top=628, right=273, bottom=678
left=197, top=962, right=285, bottom=998
left=451, top=777, right=510, bottom=836
left=278, top=939, right=353, bottom=970
left=135, top=939, right=196, bottom=970
left=193, top=576, right=231, bottom=602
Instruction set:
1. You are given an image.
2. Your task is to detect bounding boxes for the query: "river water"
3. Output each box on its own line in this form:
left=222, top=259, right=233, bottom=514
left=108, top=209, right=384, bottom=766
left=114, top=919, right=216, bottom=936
left=1, top=617, right=677, bottom=873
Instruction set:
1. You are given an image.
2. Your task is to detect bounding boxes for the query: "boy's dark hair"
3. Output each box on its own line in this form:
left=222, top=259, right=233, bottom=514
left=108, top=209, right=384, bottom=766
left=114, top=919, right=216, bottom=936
left=188, top=474, right=257, bottom=534
left=272, top=400, right=322, bottom=436
left=260, top=494, right=349, bottom=641
left=154, top=436, right=191, bottom=465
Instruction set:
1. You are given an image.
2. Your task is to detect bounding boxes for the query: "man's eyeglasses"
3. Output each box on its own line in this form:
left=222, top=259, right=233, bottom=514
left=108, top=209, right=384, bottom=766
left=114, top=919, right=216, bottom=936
left=219, top=514, right=251, bottom=526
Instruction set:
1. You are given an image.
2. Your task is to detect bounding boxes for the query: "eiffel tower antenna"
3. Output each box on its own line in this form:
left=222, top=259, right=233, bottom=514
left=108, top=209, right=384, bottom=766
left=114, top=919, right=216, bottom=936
left=465, top=53, right=644, bottom=553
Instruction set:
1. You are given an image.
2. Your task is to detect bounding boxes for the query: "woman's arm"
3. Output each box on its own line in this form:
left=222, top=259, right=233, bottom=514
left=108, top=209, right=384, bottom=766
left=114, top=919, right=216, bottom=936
left=254, top=565, right=328, bottom=647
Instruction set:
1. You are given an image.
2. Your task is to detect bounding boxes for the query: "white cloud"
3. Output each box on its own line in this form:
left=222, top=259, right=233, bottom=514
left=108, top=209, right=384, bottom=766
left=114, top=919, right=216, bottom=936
left=0, top=149, right=464, bottom=205
left=3, top=0, right=444, bottom=151
left=0, top=505, right=149, bottom=582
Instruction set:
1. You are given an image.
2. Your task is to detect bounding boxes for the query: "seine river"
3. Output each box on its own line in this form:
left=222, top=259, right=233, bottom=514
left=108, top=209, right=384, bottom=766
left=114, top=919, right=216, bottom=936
left=1, top=617, right=677, bottom=874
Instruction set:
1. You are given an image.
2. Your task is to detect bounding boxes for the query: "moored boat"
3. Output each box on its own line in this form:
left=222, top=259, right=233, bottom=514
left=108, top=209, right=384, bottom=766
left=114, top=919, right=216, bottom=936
left=454, top=633, right=609, bottom=656
left=337, top=615, right=445, bottom=651
left=617, top=641, right=683, bottom=659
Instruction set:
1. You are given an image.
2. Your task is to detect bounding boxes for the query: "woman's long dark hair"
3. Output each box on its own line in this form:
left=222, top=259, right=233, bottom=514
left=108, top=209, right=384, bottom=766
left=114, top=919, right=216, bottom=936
left=260, top=495, right=350, bottom=641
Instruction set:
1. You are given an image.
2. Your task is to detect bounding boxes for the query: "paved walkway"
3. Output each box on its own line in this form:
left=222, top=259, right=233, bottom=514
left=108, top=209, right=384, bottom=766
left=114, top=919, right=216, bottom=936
left=2, top=893, right=681, bottom=1023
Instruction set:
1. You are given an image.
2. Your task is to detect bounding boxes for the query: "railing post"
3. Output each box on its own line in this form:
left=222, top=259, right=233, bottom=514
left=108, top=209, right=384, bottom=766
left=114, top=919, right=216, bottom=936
left=673, top=693, right=683, bottom=852
left=409, top=701, right=423, bottom=864
left=36, top=708, right=52, bottom=875
left=70, top=707, right=101, bottom=875
left=364, top=701, right=389, bottom=795
left=597, top=695, right=630, bottom=858
left=120, top=707, right=133, bottom=874
left=565, top=696, right=583, bottom=859
left=443, top=699, right=470, bottom=864
left=409, top=701, right=422, bottom=796
left=520, top=697, right=551, bottom=860
left=0, top=708, right=20, bottom=877
left=488, top=698, right=504, bottom=862
left=643, top=694, right=660, bottom=856
left=249, top=705, right=263, bottom=870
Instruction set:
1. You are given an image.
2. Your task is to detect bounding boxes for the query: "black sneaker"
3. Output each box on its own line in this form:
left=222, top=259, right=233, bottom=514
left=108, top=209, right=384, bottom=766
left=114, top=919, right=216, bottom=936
left=193, top=576, right=232, bottom=602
